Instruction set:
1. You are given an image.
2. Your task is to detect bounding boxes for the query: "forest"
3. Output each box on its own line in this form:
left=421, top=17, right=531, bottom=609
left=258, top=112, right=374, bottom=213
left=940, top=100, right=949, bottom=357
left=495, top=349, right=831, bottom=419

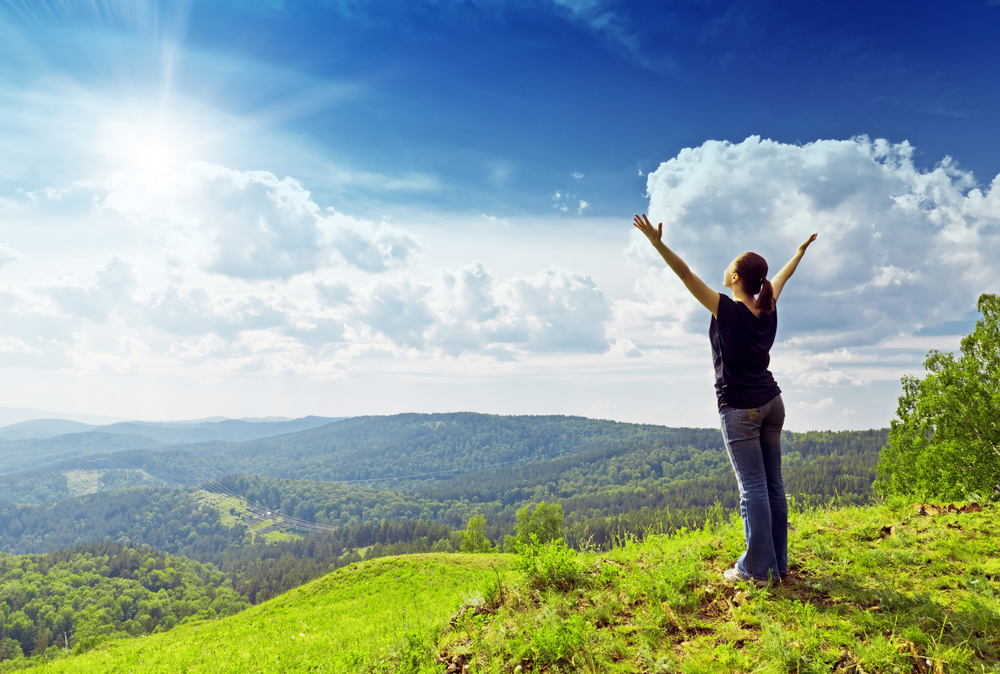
left=0, top=415, right=888, bottom=627
left=0, top=542, right=248, bottom=663
left=0, top=414, right=884, bottom=507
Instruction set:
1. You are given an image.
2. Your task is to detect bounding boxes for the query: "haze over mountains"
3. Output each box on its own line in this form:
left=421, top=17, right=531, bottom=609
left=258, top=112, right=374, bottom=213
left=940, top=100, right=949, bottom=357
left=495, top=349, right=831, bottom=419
left=0, top=415, right=342, bottom=443
left=0, top=414, right=343, bottom=479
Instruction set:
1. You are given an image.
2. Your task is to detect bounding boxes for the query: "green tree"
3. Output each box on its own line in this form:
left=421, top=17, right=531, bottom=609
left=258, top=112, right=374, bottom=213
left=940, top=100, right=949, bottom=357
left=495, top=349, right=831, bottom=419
left=460, top=514, right=494, bottom=553
left=876, top=294, right=1000, bottom=500
left=515, top=501, right=564, bottom=546
left=32, top=627, right=50, bottom=657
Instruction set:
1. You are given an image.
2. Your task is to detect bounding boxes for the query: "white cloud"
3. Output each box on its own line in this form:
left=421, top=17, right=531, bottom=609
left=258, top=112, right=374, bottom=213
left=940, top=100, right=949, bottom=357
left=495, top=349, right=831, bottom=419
left=351, top=264, right=611, bottom=357
left=316, top=280, right=354, bottom=306
left=144, top=285, right=287, bottom=339
left=871, top=265, right=920, bottom=287
left=356, top=279, right=437, bottom=350
left=497, top=268, right=610, bottom=353
left=552, top=190, right=589, bottom=215
left=610, top=337, right=641, bottom=358
left=0, top=336, right=39, bottom=354
left=48, top=256, right=139, bottom=324
left=21, top=187, right=70, bottom=201
left=100, top=162, right=421, bottom=280
left=633, top=136, right=1000, bottom=349
left=0, top=243, right=24, bottom=268
left=425, top=262, right=525, bottom=357
left=327, top=212, right=422, bottom=273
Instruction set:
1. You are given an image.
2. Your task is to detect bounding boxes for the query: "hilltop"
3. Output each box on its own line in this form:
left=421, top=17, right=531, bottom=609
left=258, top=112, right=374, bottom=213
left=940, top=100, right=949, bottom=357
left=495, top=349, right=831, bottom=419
left=13, top=499, right=998, bottom=673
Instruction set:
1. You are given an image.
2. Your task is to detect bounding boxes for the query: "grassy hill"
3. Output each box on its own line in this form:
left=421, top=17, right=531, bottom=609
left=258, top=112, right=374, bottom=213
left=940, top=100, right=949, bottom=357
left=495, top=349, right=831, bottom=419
left=13, top=499, right=999, bottom=673
left=17, top=554, right=511, bottom=674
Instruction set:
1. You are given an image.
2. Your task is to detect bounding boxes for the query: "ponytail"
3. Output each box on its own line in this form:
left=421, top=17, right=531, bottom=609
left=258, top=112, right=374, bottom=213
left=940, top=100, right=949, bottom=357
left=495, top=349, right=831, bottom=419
left=756, top=278, right=775, bottom=313
left=734, top=252, right=775, bottom=314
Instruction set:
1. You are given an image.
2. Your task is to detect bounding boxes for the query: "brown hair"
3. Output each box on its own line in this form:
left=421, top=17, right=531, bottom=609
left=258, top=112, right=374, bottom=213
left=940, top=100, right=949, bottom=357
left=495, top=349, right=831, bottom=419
left=735, top=252, right=774, bottom=313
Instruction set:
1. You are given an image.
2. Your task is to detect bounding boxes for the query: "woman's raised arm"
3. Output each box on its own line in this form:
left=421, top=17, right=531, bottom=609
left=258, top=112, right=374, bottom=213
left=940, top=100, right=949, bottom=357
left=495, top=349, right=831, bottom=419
left=633, top=214, right=720, bottom=318
left=771, top=233, right=817, bottom=301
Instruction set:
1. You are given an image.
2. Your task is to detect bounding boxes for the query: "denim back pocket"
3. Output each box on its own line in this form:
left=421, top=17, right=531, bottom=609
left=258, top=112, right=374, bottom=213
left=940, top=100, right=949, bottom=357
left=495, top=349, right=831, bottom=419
left=732, top=408, right=761, bottom=422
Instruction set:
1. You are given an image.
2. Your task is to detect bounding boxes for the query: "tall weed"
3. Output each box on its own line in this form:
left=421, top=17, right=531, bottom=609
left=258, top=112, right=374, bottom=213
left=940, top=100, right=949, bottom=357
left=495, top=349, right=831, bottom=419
left=513, top=535, right=585, bottom=592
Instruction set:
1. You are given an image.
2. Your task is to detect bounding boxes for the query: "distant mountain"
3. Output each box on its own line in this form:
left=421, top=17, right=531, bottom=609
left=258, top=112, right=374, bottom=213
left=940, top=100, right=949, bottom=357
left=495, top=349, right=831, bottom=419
left=0, top=406, right=124, bottom=428
left=152, top=416, right=290, bottom=424
left=0, top=418, right=99, bottom=440
left=0, top=416, right=345, bottom=485
left=96, top=416, right=342, bottom=444
left=0, top=415, right=342, bottom=443
left=0, top=432, right=162, bottom=476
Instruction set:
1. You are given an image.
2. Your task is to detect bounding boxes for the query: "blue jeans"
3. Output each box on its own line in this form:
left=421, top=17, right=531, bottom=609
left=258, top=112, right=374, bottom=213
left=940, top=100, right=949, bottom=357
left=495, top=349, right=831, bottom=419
left=720, top=395, right=787, bottom=581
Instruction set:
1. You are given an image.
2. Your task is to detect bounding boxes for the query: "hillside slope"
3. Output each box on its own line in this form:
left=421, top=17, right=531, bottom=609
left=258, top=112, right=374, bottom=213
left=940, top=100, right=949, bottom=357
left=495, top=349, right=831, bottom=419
left=17, top=500, right=999, bottom=673
left=22, top=554, right=509, bottom=674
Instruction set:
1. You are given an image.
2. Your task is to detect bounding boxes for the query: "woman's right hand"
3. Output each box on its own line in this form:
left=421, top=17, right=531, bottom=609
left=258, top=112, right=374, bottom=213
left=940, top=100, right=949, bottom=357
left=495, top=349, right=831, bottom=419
left=797, top=233, right=818, bottom=253
left=633, top=214, right=663, bottom=246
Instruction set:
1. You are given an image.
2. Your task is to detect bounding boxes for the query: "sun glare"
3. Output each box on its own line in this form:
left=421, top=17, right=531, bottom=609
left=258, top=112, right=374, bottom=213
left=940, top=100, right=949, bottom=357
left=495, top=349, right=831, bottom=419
left=134, top=137, right=176, bottom=173
left=99, top=112, right=192, bottom=175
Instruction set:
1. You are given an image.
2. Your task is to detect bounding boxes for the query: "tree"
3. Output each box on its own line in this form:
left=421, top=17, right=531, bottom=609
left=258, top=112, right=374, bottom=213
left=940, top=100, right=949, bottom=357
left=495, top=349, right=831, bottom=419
left=32, top=627, right=50, bottom=657
left=460, top=514, right=494, bottom=553
left=515, top=501, right=564, bottom=546
left=876, top=294, right=1000, bottom=500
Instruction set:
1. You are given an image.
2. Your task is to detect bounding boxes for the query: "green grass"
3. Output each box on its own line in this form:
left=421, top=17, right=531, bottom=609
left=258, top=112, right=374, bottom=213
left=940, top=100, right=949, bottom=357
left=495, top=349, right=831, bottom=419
left=192, top=490, right=302, bottom=542
left=24, top=554, right=510, bottom=674
left=18, top=500, right=1000, bottom=673
left=437, top=500, right=1000, bottom=673
left=62, top=470, right=103, bottom=497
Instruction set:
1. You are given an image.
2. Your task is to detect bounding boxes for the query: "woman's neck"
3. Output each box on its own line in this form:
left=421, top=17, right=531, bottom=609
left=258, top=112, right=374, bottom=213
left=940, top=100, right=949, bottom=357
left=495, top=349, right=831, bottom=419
left=732, top=291, right=761, bottom=317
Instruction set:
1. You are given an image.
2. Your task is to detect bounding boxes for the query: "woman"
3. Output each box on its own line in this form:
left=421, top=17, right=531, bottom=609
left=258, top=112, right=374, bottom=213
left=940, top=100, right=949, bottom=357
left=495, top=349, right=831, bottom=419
left=633, top=213, right=817, bottom=584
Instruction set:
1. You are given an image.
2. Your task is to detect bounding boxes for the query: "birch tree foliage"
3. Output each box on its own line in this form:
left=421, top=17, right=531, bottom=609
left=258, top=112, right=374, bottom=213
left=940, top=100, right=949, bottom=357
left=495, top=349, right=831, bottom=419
left=876, top=293, right=1000, bottom=500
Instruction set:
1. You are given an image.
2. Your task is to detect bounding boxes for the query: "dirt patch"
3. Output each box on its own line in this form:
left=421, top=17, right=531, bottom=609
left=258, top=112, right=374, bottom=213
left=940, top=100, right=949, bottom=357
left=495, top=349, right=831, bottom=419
left=913, top=502, right=983, bottom=516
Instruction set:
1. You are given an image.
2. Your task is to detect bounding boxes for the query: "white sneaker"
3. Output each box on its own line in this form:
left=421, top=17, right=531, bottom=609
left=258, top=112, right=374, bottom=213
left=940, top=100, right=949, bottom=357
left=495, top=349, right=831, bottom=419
left=723, top=566, right=771, bottom=586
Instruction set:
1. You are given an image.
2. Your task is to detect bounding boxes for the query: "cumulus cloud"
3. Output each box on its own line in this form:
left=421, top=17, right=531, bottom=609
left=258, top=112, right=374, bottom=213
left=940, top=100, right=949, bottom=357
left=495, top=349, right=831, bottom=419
left=610, top=337, right=642, bottom=358
left=326, top=211, right=421, bottom=272
left=350, top=263, right=611, bottom=357
left=497, top=268, right=610, bottom=353
left=426, top=262, right=526, bottom=357
left=0, top=243, right=24, bottom=268
left=48, top=256, right=139, bottom=324
left=632, top=136, right=1000, bottom=347
left=316, top=280, right=354, bottom=306
left=356, top=280, right=437, bottom=350
left=144, top=285, right=287, bottom=339
left=101, top=162, right=421, bottom=280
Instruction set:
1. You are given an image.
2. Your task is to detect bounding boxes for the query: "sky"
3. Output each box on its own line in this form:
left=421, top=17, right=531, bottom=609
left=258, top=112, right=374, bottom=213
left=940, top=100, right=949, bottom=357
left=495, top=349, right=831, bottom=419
left=0, top=0, right=998, bottom=430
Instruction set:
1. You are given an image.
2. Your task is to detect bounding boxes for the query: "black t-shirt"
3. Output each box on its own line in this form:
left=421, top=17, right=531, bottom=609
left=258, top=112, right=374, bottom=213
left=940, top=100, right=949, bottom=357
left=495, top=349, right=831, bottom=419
left=709, top=293, right=781, bottom=410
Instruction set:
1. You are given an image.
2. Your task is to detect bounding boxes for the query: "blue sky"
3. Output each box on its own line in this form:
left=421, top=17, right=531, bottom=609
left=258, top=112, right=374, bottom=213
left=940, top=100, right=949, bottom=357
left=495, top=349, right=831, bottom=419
left=0, top=0, right=998, bottom=429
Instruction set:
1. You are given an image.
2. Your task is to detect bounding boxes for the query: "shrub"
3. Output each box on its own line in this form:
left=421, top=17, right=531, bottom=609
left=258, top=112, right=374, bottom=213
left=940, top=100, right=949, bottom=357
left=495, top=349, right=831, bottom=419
left=531, top=612, right=590, bottom=666
left=513, top=534, right=585, bottom=591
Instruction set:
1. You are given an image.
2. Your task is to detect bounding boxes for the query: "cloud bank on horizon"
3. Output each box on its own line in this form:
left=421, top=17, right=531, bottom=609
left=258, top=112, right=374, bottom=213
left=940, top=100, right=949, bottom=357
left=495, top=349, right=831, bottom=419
left=1, top=0, right=999, bottom=428
left=3, top=132, right=998, bottom=428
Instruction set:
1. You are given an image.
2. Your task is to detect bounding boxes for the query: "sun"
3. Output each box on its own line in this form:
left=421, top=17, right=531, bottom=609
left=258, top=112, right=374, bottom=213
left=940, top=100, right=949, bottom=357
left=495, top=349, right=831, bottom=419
left=98, top=111, right=191, bottom=175
left=133, top=137, right=177, bottom=173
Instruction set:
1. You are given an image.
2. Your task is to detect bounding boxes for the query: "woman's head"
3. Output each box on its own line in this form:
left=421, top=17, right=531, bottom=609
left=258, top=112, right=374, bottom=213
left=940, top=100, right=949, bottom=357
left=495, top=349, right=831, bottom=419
left=724, top=252, right=774, bottom=313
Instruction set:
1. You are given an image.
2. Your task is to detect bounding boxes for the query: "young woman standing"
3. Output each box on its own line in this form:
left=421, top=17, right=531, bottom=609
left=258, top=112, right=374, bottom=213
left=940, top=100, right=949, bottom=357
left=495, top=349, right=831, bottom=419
left=633, top=213, right=817, bottom=584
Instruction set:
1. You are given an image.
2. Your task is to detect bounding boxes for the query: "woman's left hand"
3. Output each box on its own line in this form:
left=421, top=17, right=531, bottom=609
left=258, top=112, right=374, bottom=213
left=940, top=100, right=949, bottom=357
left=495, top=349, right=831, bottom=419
left=633, top=214, right=662, bottom=245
